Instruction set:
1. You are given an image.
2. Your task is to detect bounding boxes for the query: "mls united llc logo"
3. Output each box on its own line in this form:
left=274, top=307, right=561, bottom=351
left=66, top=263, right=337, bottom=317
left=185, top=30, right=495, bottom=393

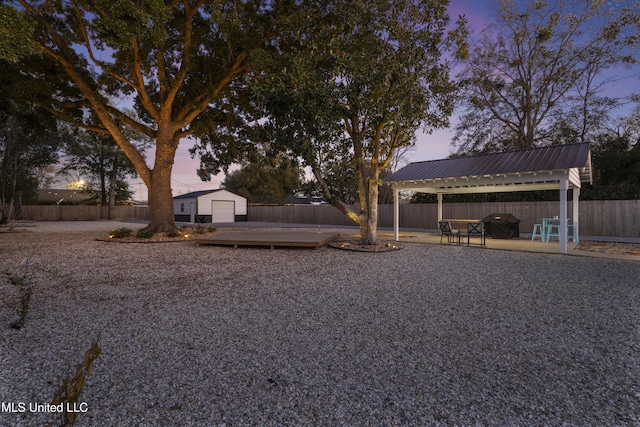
left=2, top=402, right=88, bottom=413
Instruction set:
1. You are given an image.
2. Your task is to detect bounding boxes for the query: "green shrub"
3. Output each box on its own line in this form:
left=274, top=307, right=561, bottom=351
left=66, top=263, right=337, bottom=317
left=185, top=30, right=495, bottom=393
left=135, top=228, right=155, bottom=239
left=195, top=225, right=216, bottom=234
left=109, top=228, right=133, bottom=238
left=167, top=230, right=182, bottom=238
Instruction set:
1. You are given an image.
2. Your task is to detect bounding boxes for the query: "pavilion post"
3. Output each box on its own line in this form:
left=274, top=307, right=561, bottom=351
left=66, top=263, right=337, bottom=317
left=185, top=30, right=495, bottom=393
left=573, top=186, right=580, bottom=242
left=437, top=193, right=443, bottom=222
left=393, top=187, right=400, bottom=241
left=559, top=179, right=568, bottom=254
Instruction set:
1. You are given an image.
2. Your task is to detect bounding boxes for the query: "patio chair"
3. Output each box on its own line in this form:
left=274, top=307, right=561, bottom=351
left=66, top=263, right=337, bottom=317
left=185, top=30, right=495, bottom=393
left=439, top=221, right=460, bottom=244
left=466, top=222, right=486, bottom=247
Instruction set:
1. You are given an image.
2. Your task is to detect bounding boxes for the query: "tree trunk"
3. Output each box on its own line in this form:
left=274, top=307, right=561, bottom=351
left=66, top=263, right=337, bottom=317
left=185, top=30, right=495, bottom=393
left=1, top=117, right=19, bottom=222
left=360, top=175, right=379, bottom=245
left=147, top=172, right=175, bottom=232
left=13, top=191, right=23, bottom=220
left=310, top=162, right=365, bottom=228
left=100, top=168, right=107, bottom=206
left=7, top=133, right=18, bottom=220
left=145, top=140, right=177, bottom=232
left=107, top=158, right=117, bottom=220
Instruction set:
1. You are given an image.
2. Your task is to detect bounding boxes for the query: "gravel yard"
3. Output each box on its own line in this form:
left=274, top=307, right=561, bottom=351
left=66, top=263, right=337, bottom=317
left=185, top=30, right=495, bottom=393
left=1, top=222, right=639, bottom=426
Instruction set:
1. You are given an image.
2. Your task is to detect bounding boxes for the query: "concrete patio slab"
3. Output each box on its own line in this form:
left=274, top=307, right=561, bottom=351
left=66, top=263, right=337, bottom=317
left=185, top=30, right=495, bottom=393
left=202, top=221, right=640, bottom=262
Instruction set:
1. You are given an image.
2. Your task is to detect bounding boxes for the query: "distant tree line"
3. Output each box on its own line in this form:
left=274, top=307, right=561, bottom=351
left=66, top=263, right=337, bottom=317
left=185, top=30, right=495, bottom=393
left=412, top=0, right=640, bottom=203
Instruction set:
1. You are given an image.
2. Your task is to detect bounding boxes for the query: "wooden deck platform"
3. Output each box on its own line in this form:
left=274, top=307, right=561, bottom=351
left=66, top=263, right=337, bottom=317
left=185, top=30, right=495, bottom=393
left=196, top=231, right=340, bottom=249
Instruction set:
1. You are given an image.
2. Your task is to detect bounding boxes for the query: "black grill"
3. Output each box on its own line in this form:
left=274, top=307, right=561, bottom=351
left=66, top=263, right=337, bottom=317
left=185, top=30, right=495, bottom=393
left=482, top=213, right=520, bottom=239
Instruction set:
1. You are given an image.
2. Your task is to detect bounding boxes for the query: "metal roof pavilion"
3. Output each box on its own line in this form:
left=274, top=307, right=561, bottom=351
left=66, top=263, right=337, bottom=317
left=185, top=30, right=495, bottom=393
left=383, top=143, right=593, bottom=254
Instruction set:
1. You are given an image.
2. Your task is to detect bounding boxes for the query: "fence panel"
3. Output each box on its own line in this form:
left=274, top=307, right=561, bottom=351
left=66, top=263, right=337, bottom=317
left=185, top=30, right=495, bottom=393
left=248, top=205, right=356, bottom=226
left=579, top=199, right=640, bottom=237
left=19, top=206, right=149, bottom=221
left=15, top=201, right=640, bottom=237
left=248, top=200, right=640, bottom=237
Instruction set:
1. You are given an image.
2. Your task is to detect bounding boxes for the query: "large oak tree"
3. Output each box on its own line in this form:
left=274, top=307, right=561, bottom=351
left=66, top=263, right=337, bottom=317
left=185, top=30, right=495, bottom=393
left=250, top=0, right=467, bottom=244
left=9, top=0, right=302, bottom=231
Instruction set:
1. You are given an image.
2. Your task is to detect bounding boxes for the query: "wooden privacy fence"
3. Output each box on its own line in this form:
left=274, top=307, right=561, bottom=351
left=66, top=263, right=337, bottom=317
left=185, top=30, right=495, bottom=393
left=19, top=205, right=150, bottom=221
left=16, top=200, right=640, bottom=237
left=248, top=200, right=640, bottom=237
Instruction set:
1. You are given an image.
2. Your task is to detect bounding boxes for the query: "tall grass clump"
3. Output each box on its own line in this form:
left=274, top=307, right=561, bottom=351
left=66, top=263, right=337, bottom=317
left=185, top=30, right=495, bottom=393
left=5, top=258, right=34, bottom=329
left=46, top=340, right=101, bottom=427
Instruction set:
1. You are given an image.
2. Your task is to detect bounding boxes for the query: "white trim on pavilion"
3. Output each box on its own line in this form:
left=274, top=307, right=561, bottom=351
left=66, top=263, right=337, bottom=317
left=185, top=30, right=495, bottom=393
left=383, top=143, right=593, bottom=254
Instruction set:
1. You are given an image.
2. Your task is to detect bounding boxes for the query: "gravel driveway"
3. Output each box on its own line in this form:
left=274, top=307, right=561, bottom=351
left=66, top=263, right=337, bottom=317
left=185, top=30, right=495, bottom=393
left=1, top=222, right=639, bottom=426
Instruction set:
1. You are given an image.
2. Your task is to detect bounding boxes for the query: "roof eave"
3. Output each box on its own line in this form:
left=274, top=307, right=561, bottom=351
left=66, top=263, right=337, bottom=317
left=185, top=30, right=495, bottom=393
left=386, top=168, right=592, bottom=193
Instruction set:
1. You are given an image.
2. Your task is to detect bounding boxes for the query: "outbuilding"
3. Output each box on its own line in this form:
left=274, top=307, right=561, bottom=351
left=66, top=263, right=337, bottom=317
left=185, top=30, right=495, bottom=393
left=173, top=189, right=247, bottom=223
left=383, top=143, right=592, bottom=254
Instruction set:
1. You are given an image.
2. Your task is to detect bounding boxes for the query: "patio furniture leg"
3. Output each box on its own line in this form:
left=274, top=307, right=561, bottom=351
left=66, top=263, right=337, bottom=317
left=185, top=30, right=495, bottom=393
left=546, top=224, right=560, bottom=241
left=531, top=224, right=543, bottom=241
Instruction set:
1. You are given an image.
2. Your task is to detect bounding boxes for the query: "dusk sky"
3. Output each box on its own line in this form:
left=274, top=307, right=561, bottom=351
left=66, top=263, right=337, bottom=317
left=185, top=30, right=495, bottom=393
left=134, top=0, right=639, bottom=200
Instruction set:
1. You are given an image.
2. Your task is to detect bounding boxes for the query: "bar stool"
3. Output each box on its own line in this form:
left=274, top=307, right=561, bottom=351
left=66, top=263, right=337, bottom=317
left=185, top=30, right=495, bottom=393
left=531, top=224, right=544, bottom=241
left=546, top=223, right=560, bottom=241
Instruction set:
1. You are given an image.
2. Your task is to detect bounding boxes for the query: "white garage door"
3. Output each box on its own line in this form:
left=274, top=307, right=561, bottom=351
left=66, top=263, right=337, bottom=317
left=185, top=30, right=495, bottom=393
left=211, top=200, right=235, bottom=223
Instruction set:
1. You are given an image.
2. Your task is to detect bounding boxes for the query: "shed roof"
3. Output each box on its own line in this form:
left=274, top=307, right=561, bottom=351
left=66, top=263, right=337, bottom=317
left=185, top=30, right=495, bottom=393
left=173, top=189, right=223, bottom=199
left=384, top=143, right=591, bottom=194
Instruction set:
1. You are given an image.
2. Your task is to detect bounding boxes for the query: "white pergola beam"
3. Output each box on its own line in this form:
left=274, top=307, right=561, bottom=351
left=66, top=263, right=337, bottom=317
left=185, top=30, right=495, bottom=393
left=396, top=182, right=561, bottom=194
left=392, top=170, right=568, bottom=191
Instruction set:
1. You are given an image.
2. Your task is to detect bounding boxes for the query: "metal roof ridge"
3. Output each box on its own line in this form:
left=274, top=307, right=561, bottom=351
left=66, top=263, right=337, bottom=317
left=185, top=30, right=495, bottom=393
left=406, top=142, right=589, bottom=166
